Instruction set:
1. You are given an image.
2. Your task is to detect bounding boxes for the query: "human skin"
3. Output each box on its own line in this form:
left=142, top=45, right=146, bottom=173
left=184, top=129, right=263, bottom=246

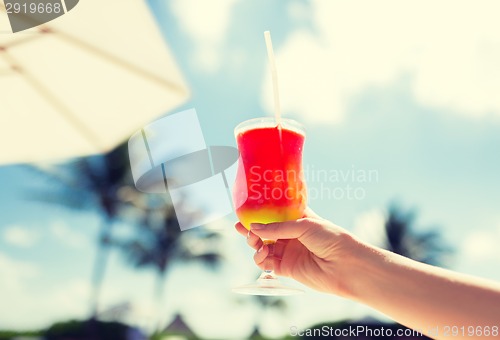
left=234, top=208, right=500, bottom=340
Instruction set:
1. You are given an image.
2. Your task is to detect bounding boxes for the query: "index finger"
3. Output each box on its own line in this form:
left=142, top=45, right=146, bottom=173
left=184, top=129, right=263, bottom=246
left=234, top=222, right=248, bottom=237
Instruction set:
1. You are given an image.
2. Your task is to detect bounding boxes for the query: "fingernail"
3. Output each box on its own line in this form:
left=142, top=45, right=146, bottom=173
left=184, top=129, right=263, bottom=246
left=257, top=245, right=264, bottom=253
left=246, top=230, right=251, bottom=239
left=250, top=223, right=265, bottom=230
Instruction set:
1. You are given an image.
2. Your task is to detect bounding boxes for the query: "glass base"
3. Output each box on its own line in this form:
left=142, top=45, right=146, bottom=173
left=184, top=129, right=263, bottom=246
left=232, top=272, right=304, bottom=296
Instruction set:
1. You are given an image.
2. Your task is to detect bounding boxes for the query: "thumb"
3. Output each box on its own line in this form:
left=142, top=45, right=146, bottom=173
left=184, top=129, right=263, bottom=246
left=250, top=218, right=336, bottom=255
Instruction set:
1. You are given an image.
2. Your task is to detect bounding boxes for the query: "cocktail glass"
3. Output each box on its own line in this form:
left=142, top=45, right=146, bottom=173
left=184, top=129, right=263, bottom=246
left=232, top=117, right=307, bottom=295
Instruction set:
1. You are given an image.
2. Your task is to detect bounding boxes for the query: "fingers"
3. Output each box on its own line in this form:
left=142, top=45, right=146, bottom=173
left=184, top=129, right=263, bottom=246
left=238, top=215, right=334, bottom=256
left=236, top=222, right=282, bottom=272
left=235, top=205, right=322, bottom=236
left=253, top=244, right=269, bottom=268
left=273, top=239, right=287, bottom=260
left=250, top=218, right=320, bottom=240
left=250, top=218, right=329, bottom=254
left=234, top=222, right=262, bottom=251
left=234, top=222, right=248, bottom=236
left=247, top=232, right=263, bottom=251
left=252, top=245, right=282, bottom=273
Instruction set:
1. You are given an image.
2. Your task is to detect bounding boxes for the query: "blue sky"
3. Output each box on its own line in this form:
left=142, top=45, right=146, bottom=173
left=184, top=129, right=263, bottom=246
left=1, top=0, right=500, bottom=338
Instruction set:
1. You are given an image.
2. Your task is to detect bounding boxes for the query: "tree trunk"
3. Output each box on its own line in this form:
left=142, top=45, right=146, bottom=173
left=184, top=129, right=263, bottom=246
left=154, top=271, right=167, bottom=302
left=152, top=270, right=167, bottom=334
left=89, top=218, right=113, bottom=318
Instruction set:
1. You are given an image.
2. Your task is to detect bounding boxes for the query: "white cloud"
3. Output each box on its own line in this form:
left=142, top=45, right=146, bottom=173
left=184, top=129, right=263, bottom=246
left=462, top=224, right=500, bottom=262
left=0, top=252, right=91, bottom=329
left=170, top=0, right=240, bottom=73
left=352, top=209, right=387, bottom=248
left=181, top=289, right=255, bottom=339
left=3, top=226, right=39, bottom=247
left=0, top=247, right=161, bottom=331
left=0, top=252, right=39, bottom=291
left=262, top=0, right=500, bottom=123
left=50, top=279, right=91, bottom=317
left=50, top=221, right=89, bottom=248
left=118, top=300, right=160, bottom=332
left=0, top=279, right=90, bottom=330
left=288, top=2, right=311, bottom=23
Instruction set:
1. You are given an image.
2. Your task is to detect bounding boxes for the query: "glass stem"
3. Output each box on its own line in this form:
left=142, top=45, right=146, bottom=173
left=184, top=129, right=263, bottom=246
left=264, top=240, right=275, bottom=274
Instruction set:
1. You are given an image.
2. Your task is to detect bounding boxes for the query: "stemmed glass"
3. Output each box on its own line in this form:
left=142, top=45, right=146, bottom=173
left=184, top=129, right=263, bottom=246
left=232, top=117, right=307, bottom=295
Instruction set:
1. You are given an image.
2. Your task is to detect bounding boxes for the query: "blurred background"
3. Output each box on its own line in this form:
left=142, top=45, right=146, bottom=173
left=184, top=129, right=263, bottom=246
left=1, top=0, right=500, bottom=339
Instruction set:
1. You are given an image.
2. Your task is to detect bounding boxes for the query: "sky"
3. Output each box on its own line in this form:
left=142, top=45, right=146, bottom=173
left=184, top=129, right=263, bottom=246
left=1, top=0, right=500, bottom=339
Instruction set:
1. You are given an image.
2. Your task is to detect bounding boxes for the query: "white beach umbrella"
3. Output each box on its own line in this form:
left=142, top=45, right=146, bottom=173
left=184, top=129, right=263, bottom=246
left=0, top=0, right=189, bottom=164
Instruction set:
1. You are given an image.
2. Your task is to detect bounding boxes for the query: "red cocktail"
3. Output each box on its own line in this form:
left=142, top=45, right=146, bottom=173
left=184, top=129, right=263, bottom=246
left=232, top=117, right=306, bottom=295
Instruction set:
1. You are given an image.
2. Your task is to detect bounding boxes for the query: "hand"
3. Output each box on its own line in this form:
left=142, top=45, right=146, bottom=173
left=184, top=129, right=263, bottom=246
left=235, top=208, right=364, bottom=297
left=236, top=209, right=500, bottom=338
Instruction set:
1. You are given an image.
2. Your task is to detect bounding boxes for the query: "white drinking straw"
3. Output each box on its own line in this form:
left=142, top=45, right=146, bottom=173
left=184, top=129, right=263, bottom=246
left=264, top=31, right=281, bottom=126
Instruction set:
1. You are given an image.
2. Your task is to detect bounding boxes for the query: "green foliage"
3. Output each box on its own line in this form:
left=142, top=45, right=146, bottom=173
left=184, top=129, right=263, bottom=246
left=44, top=319, right=132, bottom=340
left=0, top=330, right=42, bottom=340
left=384, top=204, right=454, bottom=267
left=114, top=201, right=223, bottom=300
left=0, top=320, right=134, bottom=340
left=149, top=331, right=200, bottom=340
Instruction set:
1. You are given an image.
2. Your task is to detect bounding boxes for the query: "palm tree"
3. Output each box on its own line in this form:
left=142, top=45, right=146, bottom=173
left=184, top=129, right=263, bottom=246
left=111, top=193, right=223, bottom=336
left=28, top=143, right=132, bottom=317
left=383, top=204, right=453, bottom=267
left=115, top=200, right=222, bottom=301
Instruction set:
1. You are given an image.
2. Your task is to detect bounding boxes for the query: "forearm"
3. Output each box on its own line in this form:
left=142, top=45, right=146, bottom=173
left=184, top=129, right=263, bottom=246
left=345, top=242, right=500, bottom=339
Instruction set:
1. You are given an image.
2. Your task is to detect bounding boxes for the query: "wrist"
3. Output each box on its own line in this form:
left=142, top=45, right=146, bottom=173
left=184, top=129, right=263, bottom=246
left=336, top=236, right=389, bottom=301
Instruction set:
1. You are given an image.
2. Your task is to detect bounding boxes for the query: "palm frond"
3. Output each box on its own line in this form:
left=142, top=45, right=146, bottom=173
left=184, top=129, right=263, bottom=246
left=384, top=204, right=453, bottom=267
left=26, top=191, right=94, bottom=211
